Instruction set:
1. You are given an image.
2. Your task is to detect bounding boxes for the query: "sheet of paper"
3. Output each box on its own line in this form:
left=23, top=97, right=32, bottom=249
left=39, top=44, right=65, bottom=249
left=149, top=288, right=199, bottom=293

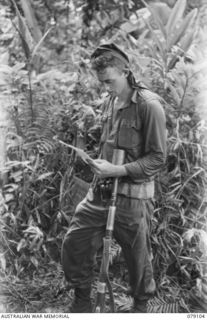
left=58, top=140, right=94, bottom=164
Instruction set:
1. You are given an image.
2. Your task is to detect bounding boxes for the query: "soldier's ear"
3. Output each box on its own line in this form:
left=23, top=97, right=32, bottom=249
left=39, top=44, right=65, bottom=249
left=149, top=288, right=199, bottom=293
left=123, top=68, right=130, bottom=77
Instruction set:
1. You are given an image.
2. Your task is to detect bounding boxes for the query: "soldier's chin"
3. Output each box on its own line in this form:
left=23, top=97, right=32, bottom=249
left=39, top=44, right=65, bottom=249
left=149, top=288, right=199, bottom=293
left=109, top=91, right=116, bottom=96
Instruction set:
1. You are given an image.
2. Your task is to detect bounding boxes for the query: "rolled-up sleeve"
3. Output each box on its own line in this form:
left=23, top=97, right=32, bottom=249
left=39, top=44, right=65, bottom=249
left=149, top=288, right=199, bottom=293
left=124, top=99, right=167, bottom=179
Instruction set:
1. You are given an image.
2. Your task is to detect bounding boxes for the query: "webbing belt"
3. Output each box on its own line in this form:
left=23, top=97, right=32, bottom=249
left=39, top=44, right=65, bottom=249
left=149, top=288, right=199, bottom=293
left=117, top=180, right=154, bottom=199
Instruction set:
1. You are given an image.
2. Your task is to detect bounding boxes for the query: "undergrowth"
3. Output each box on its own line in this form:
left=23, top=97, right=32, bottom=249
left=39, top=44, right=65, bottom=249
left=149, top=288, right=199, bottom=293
left=0, top=0, right=207, bottom=313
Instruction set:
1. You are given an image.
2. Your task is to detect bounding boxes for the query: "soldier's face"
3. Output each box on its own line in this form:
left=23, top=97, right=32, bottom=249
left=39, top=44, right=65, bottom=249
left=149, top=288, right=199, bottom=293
left=97, top=67, right=128, bottom=97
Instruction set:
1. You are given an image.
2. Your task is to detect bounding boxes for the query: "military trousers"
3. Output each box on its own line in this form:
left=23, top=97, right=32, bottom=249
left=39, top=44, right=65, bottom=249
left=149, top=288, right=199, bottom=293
left=61, top=188, right=156, bottom=302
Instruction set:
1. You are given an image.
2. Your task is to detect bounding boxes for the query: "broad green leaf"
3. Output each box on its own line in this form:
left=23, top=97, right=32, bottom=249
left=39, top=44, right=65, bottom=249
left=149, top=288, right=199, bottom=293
left=20, top=0, right=42, bottom=43
left=167, top=9, right=197, bottom=51
left=166, top=0, right=186, bottom=36
left=141, top=0, right=167, bottom=40
left=10, top=0, right=34, bottom=58
left=142, top=17, right=166, bottom=61
left=179, top=31, right=195, bottom=55
left=150, top=3, right=171, bottom=26
left=120, top=21, right=140, bottom=34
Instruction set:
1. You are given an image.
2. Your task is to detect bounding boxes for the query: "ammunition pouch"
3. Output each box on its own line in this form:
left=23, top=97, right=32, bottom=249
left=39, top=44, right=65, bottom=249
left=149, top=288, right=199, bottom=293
left=94, top=178, right=113, bottom=202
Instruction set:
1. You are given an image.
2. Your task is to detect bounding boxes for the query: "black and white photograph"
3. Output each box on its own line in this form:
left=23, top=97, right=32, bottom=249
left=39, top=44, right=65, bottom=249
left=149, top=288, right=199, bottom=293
left=0, top=0, right=207, bottom=318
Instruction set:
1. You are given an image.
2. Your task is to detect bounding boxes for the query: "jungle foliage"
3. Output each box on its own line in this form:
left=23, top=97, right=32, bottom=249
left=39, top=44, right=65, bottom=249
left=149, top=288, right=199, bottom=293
left=0, top=0, right=207, bottom=313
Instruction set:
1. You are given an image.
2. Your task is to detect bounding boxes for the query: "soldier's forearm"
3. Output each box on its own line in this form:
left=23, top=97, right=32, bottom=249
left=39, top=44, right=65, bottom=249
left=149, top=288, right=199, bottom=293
left=111, top=165, right=127, bottom=177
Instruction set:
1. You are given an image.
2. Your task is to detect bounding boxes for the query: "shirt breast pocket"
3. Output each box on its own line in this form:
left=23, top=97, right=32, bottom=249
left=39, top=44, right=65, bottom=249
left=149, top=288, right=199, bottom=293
left=118, top=120, right=140, bottom=148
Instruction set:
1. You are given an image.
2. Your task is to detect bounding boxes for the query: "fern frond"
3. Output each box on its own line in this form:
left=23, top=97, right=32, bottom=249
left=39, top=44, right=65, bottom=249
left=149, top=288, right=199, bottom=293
left=147, top=296, right=189, bottom=313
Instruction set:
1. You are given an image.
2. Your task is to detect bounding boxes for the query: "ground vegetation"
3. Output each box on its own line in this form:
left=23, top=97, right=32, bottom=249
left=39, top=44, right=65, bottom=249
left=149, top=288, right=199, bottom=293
left=0, top=0, right=207, bottom=313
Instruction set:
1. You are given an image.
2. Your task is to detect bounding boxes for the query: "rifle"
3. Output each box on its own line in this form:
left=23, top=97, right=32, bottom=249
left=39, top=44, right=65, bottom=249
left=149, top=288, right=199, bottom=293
left=93, top=149, right=125, bottom=313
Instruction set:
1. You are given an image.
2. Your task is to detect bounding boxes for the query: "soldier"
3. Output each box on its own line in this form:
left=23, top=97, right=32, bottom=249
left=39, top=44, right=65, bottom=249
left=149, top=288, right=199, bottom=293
left=61, top=43, right=167, bottom=313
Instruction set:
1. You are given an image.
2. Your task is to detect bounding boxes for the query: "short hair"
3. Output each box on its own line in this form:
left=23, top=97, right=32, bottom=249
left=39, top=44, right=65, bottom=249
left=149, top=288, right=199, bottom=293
left=91, top=52, right=127, bottom=73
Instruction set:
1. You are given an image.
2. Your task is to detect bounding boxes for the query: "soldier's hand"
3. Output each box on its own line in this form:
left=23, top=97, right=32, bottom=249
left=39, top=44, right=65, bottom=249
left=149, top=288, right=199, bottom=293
left=87, top=159, right=127, bottom=179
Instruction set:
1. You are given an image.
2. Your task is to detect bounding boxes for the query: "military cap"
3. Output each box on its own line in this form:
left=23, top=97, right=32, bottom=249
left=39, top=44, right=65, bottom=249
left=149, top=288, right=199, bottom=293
left=91, top=42, right=129, bottom=66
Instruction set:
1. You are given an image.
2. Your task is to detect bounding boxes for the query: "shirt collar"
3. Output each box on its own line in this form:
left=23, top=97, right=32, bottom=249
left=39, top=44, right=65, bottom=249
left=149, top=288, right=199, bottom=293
left=131, top=89, right=138, bottom=103
left=113, top=89, right=138, bottom=110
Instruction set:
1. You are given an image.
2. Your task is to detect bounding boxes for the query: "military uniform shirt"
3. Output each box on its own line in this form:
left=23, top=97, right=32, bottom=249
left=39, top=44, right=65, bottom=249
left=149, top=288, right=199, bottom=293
left=100, top=89, right=167, bottom=183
